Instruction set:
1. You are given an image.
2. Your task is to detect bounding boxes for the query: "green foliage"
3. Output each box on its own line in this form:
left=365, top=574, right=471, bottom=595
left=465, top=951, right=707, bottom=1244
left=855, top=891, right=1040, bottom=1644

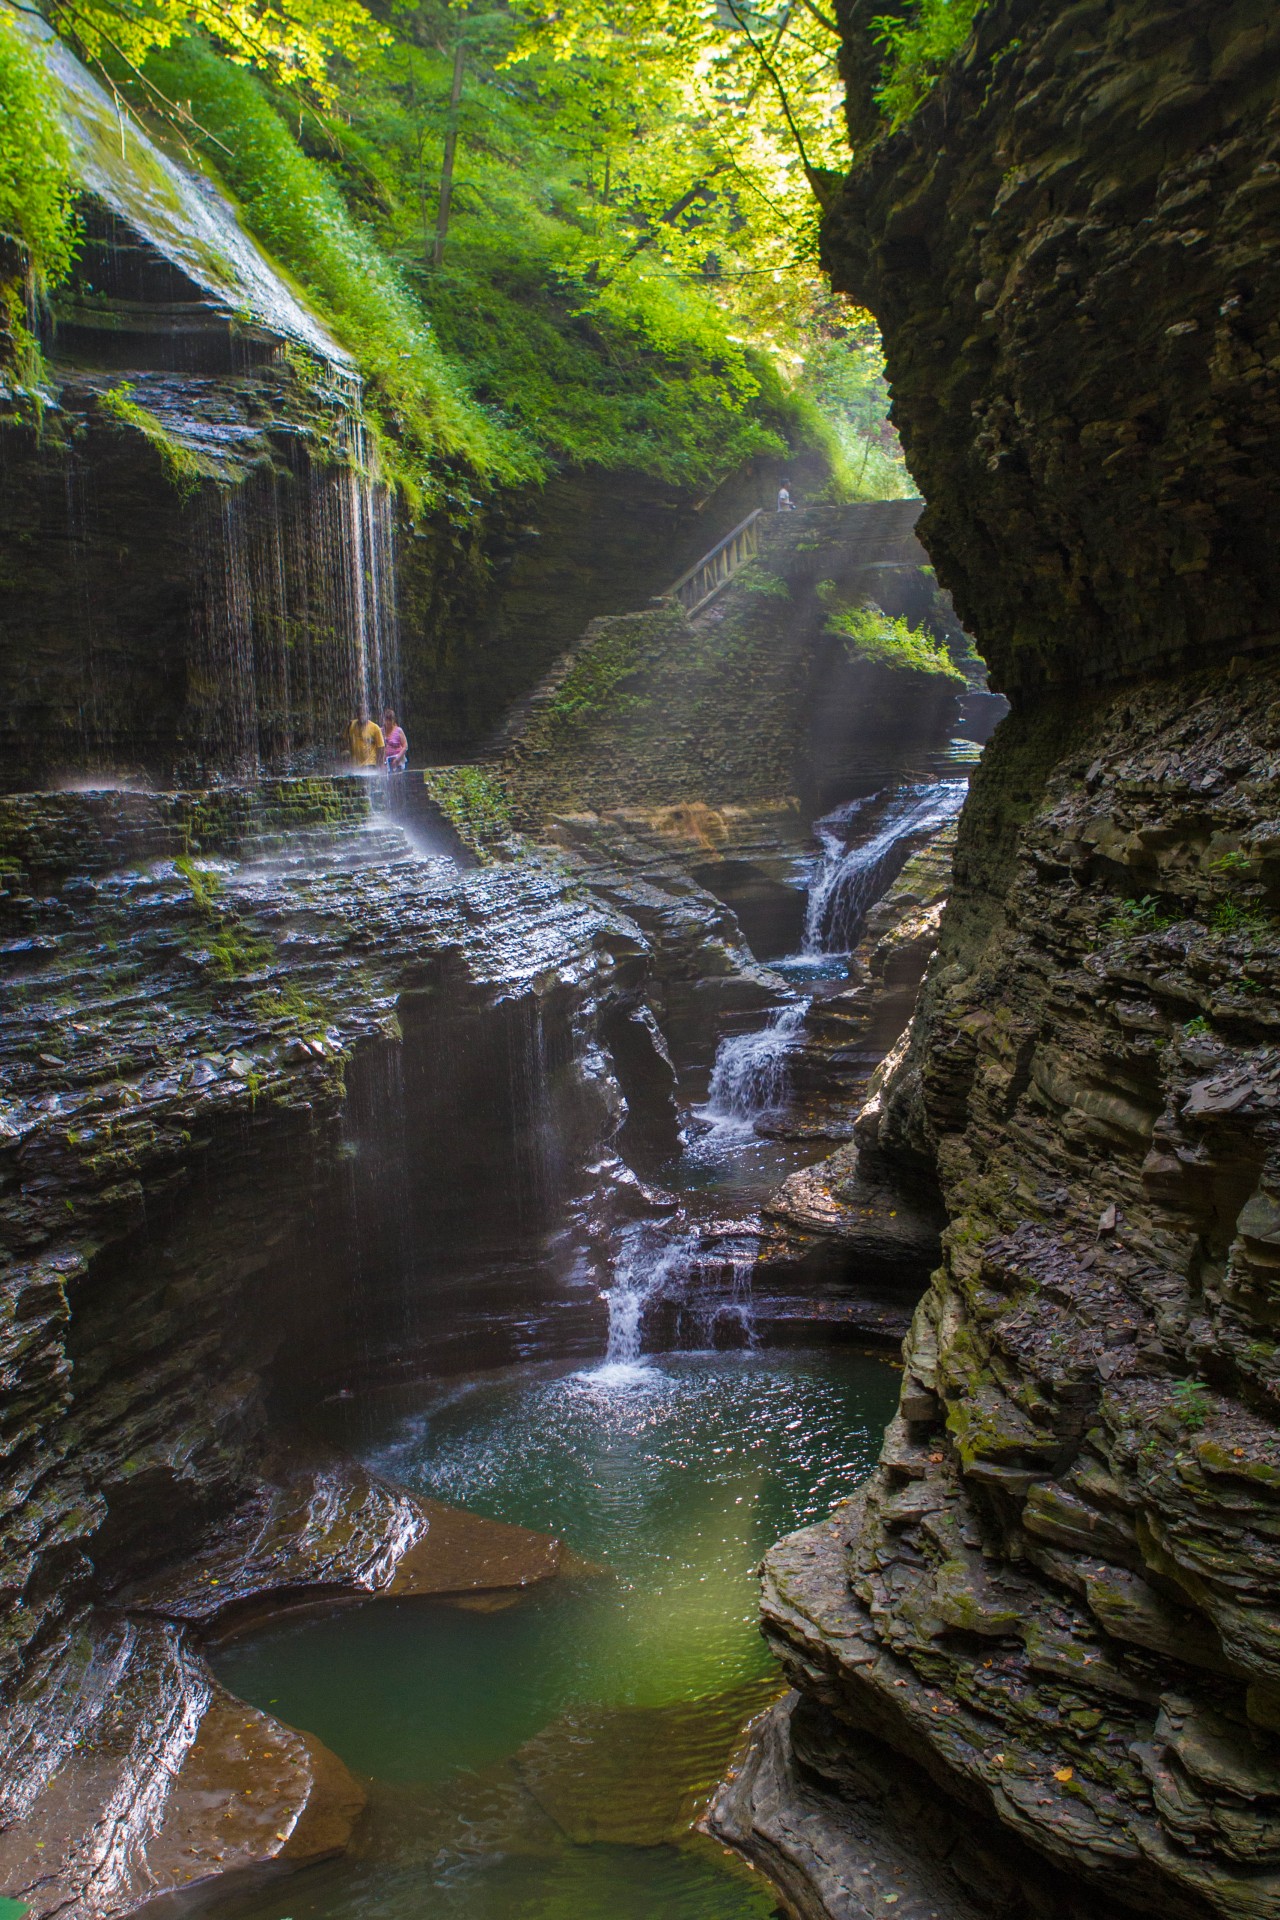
left=1211, top=899, right=1274, bottom=939
left=820, top=592, right=964, bottom=683
left=1102, top=895, right=1171, bottom=938
left=127, top=9, right=873, bottom=495
left=734, top=560, right=790, bottom=600
left=97, top=384, right=203, bottom=494
left=872, top=1, right=988, bottom=129
left=797, top=310, right=913, bottom=497
left=48, top=0, right=384, bottom=107
left=144, top=42, right=532, bottom=500
left=0, top=12, right=79, bottom=284
left=1171, top=1379, right=1212, bottom=1432
left=423, top=765, right=514, bottom=850
left=1182, top=1014, right=1212, bottom=1038
left=1210, top=849, right=1254, bottom=875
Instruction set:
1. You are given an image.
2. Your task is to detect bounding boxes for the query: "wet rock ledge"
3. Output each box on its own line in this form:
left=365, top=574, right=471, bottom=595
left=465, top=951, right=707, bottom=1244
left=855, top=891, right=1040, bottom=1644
left=0, top=778, right=673, bottom=1917
left=712, top=1, right=1280, bottom=1915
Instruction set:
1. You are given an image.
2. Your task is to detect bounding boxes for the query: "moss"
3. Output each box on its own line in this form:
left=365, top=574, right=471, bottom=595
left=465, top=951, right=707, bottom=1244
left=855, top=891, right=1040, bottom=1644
left=735, top=561, right=791, bottom=600
left=248, top=981, right=331, bottom=1034
left=174, top=853, right=274, bottom=977
left=422, top=766, right=514, bottom=855
left=96, top=385, right=205, bottom=496
left=546, top=627, right=646, bottom=730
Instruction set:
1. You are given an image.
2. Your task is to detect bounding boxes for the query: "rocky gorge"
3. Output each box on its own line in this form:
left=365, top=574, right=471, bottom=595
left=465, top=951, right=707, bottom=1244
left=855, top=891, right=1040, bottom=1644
left=0, top=15, right=979, bottom=1915
left=4, top=0, right=1277, bottom=1915
left=710, top=2, right=1280, bottom=1917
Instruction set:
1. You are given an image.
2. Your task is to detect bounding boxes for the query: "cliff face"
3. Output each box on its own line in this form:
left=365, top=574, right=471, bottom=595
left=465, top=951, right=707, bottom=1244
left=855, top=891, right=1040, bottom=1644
left=713, top=4, right=1280, bottom=1915
left=492, top=501, right=967, bottom=825
left=824, top=0, right=1280, bottom=697
left=0, top=781, right=684, bottom=1915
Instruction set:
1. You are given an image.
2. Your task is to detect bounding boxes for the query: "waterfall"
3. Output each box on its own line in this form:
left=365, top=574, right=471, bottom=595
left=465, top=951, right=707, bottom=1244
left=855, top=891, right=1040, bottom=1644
left=695, top=1234, right=760, bottom=1349
left=602, top=1223, right=699, bottom=1372
left=190, top=402, right=402, bottom=777
left=803, top=779, right=968, bottom=954
left=598, top=1222, right=761, bottom=1376
left=704, top=1000, right=811, bottom=1127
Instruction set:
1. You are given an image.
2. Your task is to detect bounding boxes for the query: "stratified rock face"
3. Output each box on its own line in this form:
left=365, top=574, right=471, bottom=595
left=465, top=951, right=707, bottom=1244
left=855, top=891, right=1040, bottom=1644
left=0, top=771, right=679, bottom=1912
left=824, top=0, right=1280, bottom=696
left=721, top=2, right=1280, bottom=1915
left=750, top=666, right=1280, bottom=1916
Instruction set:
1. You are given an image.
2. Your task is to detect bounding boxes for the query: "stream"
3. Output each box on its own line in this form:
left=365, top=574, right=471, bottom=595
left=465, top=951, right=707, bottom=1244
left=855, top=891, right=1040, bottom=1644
left=156, top=761, right=964, bottom=1919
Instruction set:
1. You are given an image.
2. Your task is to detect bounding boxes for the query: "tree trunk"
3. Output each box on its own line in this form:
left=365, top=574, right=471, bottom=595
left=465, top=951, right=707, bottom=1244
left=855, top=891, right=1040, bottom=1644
left=432, top=41, right=466, bottom=268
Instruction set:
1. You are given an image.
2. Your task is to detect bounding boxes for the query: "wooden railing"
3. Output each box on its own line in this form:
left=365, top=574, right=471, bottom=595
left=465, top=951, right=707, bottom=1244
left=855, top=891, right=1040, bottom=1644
left=665, top=508, right=764, bottom=617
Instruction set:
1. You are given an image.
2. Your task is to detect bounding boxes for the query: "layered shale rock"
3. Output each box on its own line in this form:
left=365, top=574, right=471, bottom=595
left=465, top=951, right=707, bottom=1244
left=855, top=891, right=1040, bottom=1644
left=491, top=500, right=967, bottom=827
left=714, top=2, right=1280, bottom=1914
left=0, top=779, right=672, bottom=1913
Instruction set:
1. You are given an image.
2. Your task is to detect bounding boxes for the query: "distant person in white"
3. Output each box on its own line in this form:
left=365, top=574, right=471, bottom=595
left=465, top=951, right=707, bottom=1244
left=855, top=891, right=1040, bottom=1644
left=777, top=482, right=795, bottom=511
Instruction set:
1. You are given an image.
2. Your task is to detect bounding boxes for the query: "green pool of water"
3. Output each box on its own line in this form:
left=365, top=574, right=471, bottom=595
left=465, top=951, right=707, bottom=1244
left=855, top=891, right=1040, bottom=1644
left=197, top=1348, right=898, bottom=1920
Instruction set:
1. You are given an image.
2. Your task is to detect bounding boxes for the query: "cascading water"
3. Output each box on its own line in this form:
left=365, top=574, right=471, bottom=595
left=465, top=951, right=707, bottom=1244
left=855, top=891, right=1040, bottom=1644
left=703, top=999, right=811, bottom=1130
left=601, top=1222, right=699, bottom=1373
left=191, top=407, right=402, bottom=776
left=803, top=778, right=968, bottom=954
left=598, top=1222, right=762, bottom=1374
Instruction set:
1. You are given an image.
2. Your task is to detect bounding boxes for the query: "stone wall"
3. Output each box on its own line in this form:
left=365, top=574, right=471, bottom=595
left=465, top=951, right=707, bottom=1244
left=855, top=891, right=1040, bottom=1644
left=493, top=501, right=967, bottom=826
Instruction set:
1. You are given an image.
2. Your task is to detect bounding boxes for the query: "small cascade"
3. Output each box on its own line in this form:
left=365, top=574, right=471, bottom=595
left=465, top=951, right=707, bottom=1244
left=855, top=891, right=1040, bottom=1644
left=599, top=1221, right=761, bottom=1374
left=704, top=1000, right=811, bottom=1128
left=602, top=1222, right=699, bottom=1371
left=695, top=1233, right=760, bottom=1349
left=803, top=779, right=968, bottom=954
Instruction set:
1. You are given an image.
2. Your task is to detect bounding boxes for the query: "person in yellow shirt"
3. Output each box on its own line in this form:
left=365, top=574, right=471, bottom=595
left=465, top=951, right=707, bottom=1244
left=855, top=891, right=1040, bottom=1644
left=347, top=714, right=384, bottom=768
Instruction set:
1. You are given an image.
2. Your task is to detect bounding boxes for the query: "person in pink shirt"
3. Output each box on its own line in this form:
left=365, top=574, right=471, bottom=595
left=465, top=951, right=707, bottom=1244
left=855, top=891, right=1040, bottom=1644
left=382, top=709, right=408, bottom=772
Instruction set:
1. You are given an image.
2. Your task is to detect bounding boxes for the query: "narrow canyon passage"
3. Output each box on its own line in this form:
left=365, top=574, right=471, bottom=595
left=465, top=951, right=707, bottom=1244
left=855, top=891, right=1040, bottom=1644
left=7, top=3, right=1278, bottom=1916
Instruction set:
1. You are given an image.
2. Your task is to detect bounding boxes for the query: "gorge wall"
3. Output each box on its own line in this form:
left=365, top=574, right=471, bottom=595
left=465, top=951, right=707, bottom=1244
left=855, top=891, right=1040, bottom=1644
left=712, top=3, right=1280, bottom=1917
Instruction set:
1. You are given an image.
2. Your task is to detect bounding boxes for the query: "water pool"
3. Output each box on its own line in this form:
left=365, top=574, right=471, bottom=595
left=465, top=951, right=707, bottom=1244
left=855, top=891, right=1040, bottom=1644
left=194, top=1348, right=899, bottom=1920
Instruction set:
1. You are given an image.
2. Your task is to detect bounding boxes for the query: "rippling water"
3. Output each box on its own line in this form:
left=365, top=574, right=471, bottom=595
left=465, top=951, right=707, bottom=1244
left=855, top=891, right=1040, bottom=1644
left=196, top=1349, right=898, bottom=1920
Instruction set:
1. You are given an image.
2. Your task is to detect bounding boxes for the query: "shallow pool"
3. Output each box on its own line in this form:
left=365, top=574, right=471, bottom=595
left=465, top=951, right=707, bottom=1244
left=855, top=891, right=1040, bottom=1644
left=197, top=1348, right=899, bottom=1919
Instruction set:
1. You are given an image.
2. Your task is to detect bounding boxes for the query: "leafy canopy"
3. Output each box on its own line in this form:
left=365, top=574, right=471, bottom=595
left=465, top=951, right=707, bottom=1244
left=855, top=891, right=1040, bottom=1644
left=41, top=0, right=382, bottom=105
left=39, top=0, right=981, bottom=492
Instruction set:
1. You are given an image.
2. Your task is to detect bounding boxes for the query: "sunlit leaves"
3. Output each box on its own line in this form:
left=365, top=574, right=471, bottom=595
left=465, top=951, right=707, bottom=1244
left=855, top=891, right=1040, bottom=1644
left=0, top=10, right=79, bottom=283
left=871, top=0, right=986, bottom=127
left=43, top=0, right=386, bottom=105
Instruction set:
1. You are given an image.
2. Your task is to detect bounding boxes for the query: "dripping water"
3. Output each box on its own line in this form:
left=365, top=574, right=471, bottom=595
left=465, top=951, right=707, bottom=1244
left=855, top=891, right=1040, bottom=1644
left=190, top=403, right=402, bottom=776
